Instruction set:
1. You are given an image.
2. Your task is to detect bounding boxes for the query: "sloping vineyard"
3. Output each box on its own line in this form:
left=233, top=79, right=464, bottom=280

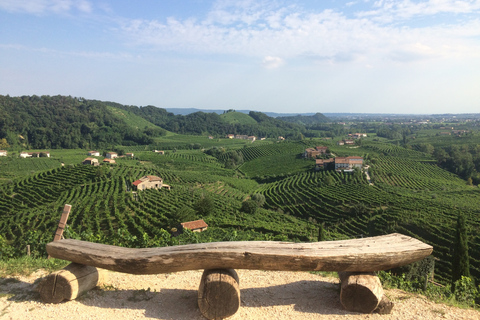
left=1, top=139, right=479, bottom=287
left=0, top=157, right=62, bottom=180
left=254, top=167, right=480, bottom=283
left=371, top=156, right=467, bottom=191
left=363, top=142, right=429, bottom=159
left=218, top=141, right=306, bottom=163
left=0, top=162, right=312, bottom=258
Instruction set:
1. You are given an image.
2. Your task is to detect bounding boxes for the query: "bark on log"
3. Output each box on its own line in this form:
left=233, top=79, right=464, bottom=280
left=38, top=263, right=107, bottom=304
left=198, top=269, right=240, bottom=320
left=338, top=271, right=384, bottom=314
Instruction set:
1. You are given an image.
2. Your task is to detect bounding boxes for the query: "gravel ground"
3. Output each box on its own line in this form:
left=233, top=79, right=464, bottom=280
left=1, top=269, right=479, bottom=319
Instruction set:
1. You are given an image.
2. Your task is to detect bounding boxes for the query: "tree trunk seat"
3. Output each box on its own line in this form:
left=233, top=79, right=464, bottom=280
left=44, top=233, right=432, bottom=318
left=46, top=233, right=431, bottom=274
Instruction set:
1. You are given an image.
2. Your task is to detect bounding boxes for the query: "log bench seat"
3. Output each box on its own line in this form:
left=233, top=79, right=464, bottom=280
left=42, top=233, right=433, bottom=318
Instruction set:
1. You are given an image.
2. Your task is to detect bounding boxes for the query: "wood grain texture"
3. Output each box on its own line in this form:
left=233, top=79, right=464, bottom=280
left=38, top=263, right=107, bottom=303
left=339, top=271, right=384, bottom=313
left=198, top=269, right=240, bottom=320
left=53, top=204, right=71, bottom=241
left=46, top=233, right=433, bottom=274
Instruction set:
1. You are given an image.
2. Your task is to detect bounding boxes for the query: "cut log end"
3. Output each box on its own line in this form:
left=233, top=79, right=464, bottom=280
left=198, top=269, right=240, bottom=320
left=339, top=271, right=384, bottom=314
left=38, top=263, right=107, bottom=304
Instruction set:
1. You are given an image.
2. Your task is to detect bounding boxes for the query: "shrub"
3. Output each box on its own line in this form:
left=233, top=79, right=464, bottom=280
left=241, top=200, right=258, bottom=214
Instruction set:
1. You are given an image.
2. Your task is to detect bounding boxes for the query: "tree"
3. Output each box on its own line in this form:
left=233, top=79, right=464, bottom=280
left=0, top=138, right=9, bottom=149
left=251, top=193, right=265, bottom=207
left=194, top=193, right=214, bottom=216
left=418, top=143, right=434, bottom=155
left=318, top=223, right=326, bottom=241
left=170, top=205, right=196, bottom=227
left=241, top=200, right=258, bottom=214
left=452, top=213, right=470, bottom=292
left=324, top=175, right=335, bottom=186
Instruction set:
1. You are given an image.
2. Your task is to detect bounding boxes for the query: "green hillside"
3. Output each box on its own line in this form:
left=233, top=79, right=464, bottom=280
left=220, top=111, right=258, bottom=125
left=277, top=112, right=330, bottom=125
left=106, top=105, right=163, bottom=131
left=0, top=95, right=306, bottom=148
left=0, top=95, right=163, bottom=149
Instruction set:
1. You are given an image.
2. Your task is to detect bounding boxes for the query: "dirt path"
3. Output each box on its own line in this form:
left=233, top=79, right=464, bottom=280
left=1, top=269, right=479, bottom=319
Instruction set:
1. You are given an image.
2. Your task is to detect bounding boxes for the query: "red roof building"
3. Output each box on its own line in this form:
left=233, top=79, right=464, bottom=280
left=132, top=175, right=170, bottom=190
left=180, top=219, right=208, bottom=232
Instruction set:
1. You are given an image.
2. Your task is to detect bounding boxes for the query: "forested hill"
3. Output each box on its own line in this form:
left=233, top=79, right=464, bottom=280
left=0, top=95, right=164, bottom=150
left=277, top=112, right=330, bottom=125
left=112, top=105, right=305, bottom=138
left=0, top=95, right=306, bottom=150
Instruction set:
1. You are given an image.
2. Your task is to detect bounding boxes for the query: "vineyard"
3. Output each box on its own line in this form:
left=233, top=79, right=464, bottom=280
left=370, top=156, right=467, bottom=191
left=1, top=137, right=480, bottom=287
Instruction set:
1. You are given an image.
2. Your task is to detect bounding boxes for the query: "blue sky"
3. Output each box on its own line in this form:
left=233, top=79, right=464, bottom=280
left=1, top=0, right=479, bottom=114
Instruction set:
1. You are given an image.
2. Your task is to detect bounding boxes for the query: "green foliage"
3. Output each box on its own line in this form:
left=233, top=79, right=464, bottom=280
left=241, top=199, right=259, bottom=214
left=453, top=276, right=478, bottom=307
left=220, top=111, right=257, bottom=125
left=0, top=235, right=15, bottom=259
left=452, top=213, right=470, bottom=290
left=251, top=193, right=265, bottom=207
left=277, top=113, right=329, bottom=126
left=318, top=223, right=326, bottom=241
left=0, top=95, right=155, bottom=149
left=380, top=271, right=480, bottom=308
left=169, top=205, right=197, bottom=227
left=225, top=150, right=244, bottom=168
left=194, top=193, right=214, bottom=216
left=324, top=175, right=335, bottom=186
left=433, top=144, right=480, bottom=183
left=0, top=138, right=9, bottom=149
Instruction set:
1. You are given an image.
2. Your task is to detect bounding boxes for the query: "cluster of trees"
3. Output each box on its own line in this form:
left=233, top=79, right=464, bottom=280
left=240, top=193, right=266, bottom=214
left=276, top=112, right=329, bottom=126
left=433, top=145, right=480, bottom=184
left=0, top=95, right=162, bottom=149
left=376, top=125, right=415, bottom=143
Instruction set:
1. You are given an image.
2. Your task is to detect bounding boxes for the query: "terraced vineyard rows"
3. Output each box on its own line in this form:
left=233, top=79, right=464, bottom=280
left=372, top=156, right=467, bottom=191
left=0, top=157, right=62, bottom=179
left=363, top=142, right=429, bottom=159
left=1, top=138, right=480, bottom=287
left=218, top=141, right=306, bottom=163
left=0, top=162, right=313, bottom=257
left=165, top=152, right=220, bottom=164
left=254, top=166, right=480, bottom=283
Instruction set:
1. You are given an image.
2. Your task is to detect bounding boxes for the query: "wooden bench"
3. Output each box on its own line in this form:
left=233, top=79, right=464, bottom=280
left=42, top=233, right=432, bottom=318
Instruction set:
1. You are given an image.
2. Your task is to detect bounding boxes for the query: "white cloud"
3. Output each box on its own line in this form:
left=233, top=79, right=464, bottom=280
left=262, top=56, right=284, bottom=68
left=361, top=0, right=480, bottom=21
left=122, top=5, right=480, bottom=64
left=0, top=0, right=92, bottom=15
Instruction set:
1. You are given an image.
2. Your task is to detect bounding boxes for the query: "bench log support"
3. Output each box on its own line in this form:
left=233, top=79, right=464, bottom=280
left=198, top=269, right=240, bottom=320
left=38, top=263, right=107, bottom=304
left=339, top=271, right=387, bottom=314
